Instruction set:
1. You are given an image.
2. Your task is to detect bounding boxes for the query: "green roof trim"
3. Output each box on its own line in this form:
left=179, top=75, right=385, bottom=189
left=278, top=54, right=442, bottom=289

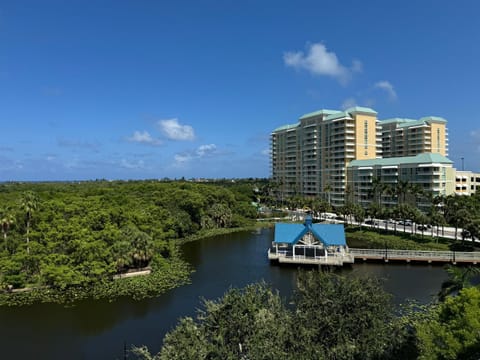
left=379, top=116, right=447, bottom=127
left=299, top=109, right=341, bottom=120
left=379, top=118, right=417, bottom=125
left=272, top=123, right=300, bottom=132
left=348, top=153, right=453, bottom=168
left=345, top=106, right=378, bottom=115
left=397, top=120, right=428, bottom=128
left=325, top=111, right=351, bottom=121
left=419, top=116, right=447, bottom=123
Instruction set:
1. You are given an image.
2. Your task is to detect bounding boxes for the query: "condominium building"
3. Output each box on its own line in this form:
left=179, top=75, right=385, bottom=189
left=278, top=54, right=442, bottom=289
left=271, top=107, right=453, bottom=207
left=271, top=107, right=381, bottom=206
left=347, top=153, right=455, bottom=210
left=454, top=170, right=480, bottom=195
left=380, top=117, right=448, bottom=158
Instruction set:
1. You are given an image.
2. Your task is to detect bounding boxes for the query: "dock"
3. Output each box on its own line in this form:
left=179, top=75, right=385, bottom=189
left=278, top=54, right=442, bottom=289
left=268, top=216, right=480, bottom=267
left=351, top=248, right=480, bottom=264
left=268, top=248, right=480, bottom=266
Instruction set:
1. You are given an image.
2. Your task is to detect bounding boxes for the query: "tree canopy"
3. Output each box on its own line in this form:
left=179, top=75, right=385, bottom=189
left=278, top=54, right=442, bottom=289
left=133, top=271, right=410, bottom=360
left=0, top=180, right=258, bottom=303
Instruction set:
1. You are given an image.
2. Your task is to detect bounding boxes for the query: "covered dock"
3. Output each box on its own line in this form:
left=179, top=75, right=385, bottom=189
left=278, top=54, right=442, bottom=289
left=268, top=216, right=354, bottom=266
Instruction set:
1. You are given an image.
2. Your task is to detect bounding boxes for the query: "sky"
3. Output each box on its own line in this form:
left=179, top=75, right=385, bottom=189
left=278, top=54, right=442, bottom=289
left=1, top=0, right=480, bottom=181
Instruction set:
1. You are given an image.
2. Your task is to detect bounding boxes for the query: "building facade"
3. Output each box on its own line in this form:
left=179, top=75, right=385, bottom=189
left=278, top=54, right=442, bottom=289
left=347, top=153, right=455, bottom=210
left=271, top=107, right=381, bottom=206
left=454, top=170, right=480, bottom=195
left=271, top=107, right=455, bottom=207
left=379, top=117, right=448, bottom=158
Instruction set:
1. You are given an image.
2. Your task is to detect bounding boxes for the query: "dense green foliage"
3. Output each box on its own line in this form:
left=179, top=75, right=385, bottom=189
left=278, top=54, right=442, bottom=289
left=133, top=270, right=480, bottom=360
left=415, top=286, right=480, bottom=359
left=133, top=271, right=409, bottom=360
left=0, top=180, right=258, bottom=305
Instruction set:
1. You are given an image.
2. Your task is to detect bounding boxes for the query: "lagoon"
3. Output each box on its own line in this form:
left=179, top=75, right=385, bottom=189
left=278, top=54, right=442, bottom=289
left=0, top=228, right=448, bottom=359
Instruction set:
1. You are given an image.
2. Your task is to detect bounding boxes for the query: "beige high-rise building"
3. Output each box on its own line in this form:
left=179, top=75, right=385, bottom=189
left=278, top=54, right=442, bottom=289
left=271, top=107, right=453, bottom=207
left=271, top=107, right=381, bottom=206
left=379, top=117, right=448, bottom=158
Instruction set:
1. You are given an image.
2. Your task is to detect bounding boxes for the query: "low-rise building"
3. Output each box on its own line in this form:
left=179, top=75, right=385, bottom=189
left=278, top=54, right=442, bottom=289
left=454, top=170, right=480, bottom=195
left=347, top=153, right=455, bottom=210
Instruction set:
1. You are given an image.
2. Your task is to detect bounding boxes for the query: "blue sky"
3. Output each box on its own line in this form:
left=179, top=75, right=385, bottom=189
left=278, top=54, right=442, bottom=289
left=1, top=0, right=480, bottom=181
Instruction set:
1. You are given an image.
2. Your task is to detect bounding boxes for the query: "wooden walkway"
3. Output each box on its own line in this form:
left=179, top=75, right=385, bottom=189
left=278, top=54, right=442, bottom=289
left=351, top=248, right=480, bottom=264
left=268, top=248, right=480, bottom=266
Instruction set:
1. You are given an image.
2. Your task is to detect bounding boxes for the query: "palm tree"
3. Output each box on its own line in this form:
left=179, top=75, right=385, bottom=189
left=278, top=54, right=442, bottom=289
left=323, top=183, right=332, bottom=208
left=20, top=191, right=38, bottom=254
left=438, top=265, right=480, bottom=301
left=370, top=177, right=385, bottom=206
left=209, top=203, right=232, bottom=228
left=416, top=213, right=429, bottom=239
left=395, top=180, right=410, bottom=205
left=0, top=208, right=15, bottom=249
left=407, top=183, right=424, bottom=208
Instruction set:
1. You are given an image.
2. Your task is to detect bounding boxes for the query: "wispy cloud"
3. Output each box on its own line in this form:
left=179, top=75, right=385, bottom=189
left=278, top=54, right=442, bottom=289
left=174, top=153, right=192, bottom=164
left=341, top=98, right=357, bottom=110
left=174, top=144, right=220, bottom=166
left=374, top=80, right=397, bottom=100
left=127, top=130, right=162, bottom=146
left=120, top=159, right=146, bottom=169
left=284, top=42, right=361, bottom=84
left=471, top=130, right=480, bottom=152
left=196, top=144, right=217, bottom=156
left=158, top=118, right=195, bottom=141
left=0, top=155, right=23, bottom=171
left=57, top=138, right=101, bottom=152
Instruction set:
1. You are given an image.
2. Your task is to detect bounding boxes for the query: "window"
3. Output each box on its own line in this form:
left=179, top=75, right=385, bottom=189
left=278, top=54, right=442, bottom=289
left=364, top=120, right=368, bottom=155
left=437, top=128, right=441, bottom=152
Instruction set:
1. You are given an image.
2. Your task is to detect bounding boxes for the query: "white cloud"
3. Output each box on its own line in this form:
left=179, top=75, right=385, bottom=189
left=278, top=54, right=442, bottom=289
left=341, top=98, right=357, bottom=110
left=120, top=159, right=145, bottom=169
left=174, top=144, right=219, bottom=166
left=196, top=144, right=217, bottom=157
left=174, top=153, right=192, bottom=164
left=261, top=148, right=270, bottom=156
left=284, top=43, right=360, bottom=84
left=374, top=80, right=397, bottom=100
left=158, top=118, right=195, bottom=141
left=127, top=130, right=162, bottom=146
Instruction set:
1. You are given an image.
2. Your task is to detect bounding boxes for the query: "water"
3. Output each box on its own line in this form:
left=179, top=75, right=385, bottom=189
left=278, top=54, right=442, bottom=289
left=0, top=228, right=448, bottom=359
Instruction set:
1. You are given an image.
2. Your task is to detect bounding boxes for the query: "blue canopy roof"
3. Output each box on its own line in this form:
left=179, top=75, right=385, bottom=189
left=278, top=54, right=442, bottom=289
left=274, top=217, right=346, bottom=246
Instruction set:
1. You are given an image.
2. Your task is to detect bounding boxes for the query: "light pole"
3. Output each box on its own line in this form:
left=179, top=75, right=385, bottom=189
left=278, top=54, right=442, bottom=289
left=461, top=157, right=464, bottom=171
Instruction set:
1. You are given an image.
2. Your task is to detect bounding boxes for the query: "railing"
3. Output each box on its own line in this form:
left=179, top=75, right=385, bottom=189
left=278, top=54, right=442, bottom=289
left=350, top=248, right=480, bottom=263
left=268, top=248, right=480, bottom=266
left=268, top=248, right=355, bottom=265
